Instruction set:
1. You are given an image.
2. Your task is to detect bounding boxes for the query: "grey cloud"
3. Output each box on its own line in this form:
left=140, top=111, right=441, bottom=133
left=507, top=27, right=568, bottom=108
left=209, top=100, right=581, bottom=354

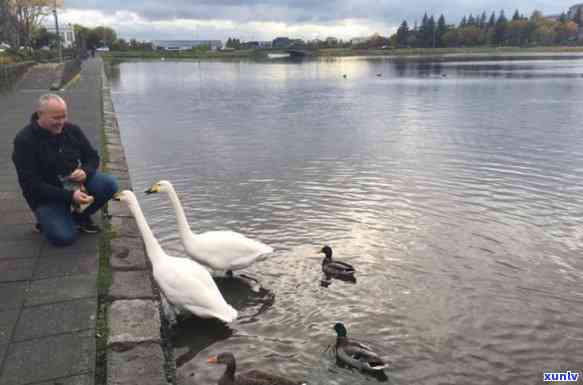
left=64, top=0, right=578, bottom=28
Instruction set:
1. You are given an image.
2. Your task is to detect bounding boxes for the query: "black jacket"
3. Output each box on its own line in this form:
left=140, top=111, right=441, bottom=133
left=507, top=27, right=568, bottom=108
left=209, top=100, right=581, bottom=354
left=12, top=113, right=100, bottom=210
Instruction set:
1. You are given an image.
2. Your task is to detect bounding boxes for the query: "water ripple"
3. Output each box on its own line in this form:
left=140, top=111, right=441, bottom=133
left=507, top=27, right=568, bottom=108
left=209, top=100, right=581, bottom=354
left=110, top=58, right=583, bottom=385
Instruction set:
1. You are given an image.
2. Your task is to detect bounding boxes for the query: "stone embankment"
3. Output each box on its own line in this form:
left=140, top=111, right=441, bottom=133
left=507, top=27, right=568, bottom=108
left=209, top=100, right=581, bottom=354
left=100, top=62, right=173, bottom=385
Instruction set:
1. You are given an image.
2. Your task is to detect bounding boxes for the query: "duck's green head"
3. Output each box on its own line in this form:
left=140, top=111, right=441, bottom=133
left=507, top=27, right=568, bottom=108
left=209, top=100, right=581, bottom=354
left=334, top=322, right=347, bottom=337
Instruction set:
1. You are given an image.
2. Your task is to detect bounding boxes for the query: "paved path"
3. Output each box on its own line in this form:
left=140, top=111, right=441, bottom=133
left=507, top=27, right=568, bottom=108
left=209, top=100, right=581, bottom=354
left=0, top=58, right=103, bottom=385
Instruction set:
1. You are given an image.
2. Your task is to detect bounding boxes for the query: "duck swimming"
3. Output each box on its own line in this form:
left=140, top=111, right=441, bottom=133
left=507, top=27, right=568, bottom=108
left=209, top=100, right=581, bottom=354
left=207, top=352, right=306, bottom=385
left=113, top=190, right=237, bottom=323
left=320, top=246, right=355, bottom=279
left=145, top=180, right=273, bottom=276
left=333, top=322, right=388, bottom=372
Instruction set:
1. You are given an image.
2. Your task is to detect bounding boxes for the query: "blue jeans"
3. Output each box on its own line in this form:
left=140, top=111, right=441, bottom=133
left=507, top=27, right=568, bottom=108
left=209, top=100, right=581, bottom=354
left=34, top=171, right=118, bottom=246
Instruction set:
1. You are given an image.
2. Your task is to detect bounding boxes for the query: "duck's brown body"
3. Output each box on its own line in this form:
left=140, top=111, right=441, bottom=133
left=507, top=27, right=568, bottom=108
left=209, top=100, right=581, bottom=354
left=209, top=353, right=305, bottom=385
left=333, top=323, right=388, bottom=372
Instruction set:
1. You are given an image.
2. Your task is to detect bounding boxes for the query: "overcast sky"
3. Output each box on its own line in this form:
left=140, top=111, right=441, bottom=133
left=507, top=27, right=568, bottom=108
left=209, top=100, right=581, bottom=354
left=55, top=1, right=579, bottom=42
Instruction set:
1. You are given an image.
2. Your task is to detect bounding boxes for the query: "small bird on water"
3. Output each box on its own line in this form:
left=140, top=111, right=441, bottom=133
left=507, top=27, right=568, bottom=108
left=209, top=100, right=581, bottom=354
left=207, top=352, right=307, bottom=385
left=320, top=245, right=356, bottom=279
left=333, top=322, right=388, bottom=372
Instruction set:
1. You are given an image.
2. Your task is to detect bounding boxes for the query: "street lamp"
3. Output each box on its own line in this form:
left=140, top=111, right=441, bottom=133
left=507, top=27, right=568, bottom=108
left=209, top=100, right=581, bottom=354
left=52, top=0, right=62, bottom=62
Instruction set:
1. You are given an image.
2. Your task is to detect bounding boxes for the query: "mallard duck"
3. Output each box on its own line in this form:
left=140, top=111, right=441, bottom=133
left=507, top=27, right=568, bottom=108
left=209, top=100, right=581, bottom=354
left=333, top=322, right=388, bottom=371
left=145, top=180, right=273, bottom=276
left=207, top=352, right=306, bottom=385
left=113, top=190, right=237, bottom=323
left=320, top=246, right=355, bottom=278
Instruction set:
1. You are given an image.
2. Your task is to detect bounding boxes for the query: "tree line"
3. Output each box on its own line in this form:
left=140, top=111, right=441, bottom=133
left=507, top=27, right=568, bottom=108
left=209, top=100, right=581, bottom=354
left=2, top=1, right=583, bottom=54
left=393, top=9, right=582, bottom=48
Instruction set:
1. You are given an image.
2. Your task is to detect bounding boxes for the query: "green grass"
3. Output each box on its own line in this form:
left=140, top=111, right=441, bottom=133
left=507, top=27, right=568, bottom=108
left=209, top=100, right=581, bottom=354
left=95, top=220, right=114, bottom=385
left=95, top=120, right=113, bottom=385
left=0, top=53, right=12, bottom=65
left=100, top=46, right=583, bottom=62
left=101, top=49, right=262, bottom=61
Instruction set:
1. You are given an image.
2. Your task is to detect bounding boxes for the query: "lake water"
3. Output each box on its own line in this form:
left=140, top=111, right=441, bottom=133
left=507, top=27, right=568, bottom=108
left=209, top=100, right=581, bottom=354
left=109, top=56, right=583, bottom=385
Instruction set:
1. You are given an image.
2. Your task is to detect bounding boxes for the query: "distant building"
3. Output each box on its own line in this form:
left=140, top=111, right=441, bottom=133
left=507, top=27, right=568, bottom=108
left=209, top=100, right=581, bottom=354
left=292, top=39, right=306, bottom=46
left=325, top=37, right=339, bottom=46
left=44, top=22, right=75, bottom=48
left=272, top=37, right=292, bottom=48
left=241, top=41, right=260, bottom=49
left=153, top=40, right=223, bottom=51
left=568, top=3, right=583, bottom=21
left=350, top=37, right=368, bottom=45
left=239, top=41, right=272, bottom=49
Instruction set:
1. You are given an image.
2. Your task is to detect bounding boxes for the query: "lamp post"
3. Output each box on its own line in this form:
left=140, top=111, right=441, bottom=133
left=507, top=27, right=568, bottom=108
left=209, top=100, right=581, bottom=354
left=52, top=0, right=62, bottom=62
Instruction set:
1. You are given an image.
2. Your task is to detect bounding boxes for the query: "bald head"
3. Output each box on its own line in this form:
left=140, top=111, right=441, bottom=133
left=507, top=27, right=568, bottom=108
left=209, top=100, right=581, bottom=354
left=36, top=94, right=67, bottom=135
left=37, top=93, right=66, bottom=112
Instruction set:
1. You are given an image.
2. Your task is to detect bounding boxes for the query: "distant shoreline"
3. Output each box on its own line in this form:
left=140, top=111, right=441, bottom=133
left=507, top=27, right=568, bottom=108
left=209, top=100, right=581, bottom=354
left=100, top=46, right=583, bottom=62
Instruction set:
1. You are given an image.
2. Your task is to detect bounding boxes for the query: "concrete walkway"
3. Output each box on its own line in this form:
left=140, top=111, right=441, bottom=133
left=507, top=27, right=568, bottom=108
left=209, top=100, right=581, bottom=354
left=0, top=58, right=104, bottom=385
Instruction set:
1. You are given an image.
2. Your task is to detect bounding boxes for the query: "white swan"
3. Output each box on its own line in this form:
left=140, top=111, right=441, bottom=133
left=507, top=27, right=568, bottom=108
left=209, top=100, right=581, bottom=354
left=145, top=180, right=274, bottom=275
left=112, top=190, right=238, bottom=323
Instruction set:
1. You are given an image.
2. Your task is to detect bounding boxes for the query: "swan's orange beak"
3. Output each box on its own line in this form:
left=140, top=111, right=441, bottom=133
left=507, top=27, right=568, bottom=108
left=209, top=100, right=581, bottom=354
left=207, top=356, right=218, bottom=364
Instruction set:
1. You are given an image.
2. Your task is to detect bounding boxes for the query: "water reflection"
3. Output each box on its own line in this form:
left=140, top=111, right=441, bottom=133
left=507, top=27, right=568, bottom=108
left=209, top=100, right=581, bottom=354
left=171, top=275, right=275, bottom=368
left=213, top=276, right=275, bottom=323
left=105, top=62, right=121, bottom=88
left=111, top=56, right=583, bottom=385
left=173, top=317, right=234, bottom=368
left=320, top=273, right=357, bottom=288
left=313, top=55, right=583, bottom=80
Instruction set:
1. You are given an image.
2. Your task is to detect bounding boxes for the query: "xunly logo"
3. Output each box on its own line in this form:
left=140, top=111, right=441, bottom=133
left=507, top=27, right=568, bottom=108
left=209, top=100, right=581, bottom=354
left=543, top=371, right=580, bottom=382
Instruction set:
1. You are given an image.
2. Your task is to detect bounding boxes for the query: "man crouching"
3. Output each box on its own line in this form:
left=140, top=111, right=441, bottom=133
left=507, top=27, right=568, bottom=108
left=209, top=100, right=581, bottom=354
left=12, top=93, right=118, bottom=246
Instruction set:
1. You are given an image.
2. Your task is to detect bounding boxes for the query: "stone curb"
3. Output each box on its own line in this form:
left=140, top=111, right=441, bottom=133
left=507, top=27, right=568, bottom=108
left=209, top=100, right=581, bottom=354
left=100, top=62, right=172, bottom=385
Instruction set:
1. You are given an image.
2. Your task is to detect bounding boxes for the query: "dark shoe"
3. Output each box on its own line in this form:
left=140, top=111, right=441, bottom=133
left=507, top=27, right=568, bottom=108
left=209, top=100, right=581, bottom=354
left=79, top=219, right=101, bottom=234
left=33, top=223, right=42, bottom=233
left=74, top=214, right=101, bottom=234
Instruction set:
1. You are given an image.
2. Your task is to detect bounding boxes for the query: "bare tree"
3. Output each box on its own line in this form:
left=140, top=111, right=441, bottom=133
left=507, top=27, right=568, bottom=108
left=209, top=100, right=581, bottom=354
left=5, top=0, right=56, bottom=48
left=0, top=0, right=18, bottom=45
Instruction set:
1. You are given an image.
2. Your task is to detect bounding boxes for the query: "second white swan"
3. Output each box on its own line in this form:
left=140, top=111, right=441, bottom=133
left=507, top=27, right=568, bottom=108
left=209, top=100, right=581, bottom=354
left=145, top=180, right=274, bottom=275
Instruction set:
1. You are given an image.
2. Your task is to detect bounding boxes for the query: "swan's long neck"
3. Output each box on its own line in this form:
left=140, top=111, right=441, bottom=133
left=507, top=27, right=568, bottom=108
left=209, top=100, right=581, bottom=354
left=127, top=197, right=164, bottom=266
left=165, top=185, right=194, bottom=240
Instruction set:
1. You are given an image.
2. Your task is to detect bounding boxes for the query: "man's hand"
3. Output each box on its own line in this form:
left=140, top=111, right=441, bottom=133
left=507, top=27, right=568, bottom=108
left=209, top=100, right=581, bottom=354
left=68, top=168, right=87, bottom=183
left=73, top=189, right=94, bottom=205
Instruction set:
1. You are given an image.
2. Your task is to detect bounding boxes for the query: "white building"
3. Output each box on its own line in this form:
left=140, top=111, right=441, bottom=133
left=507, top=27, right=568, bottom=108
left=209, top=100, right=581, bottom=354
left=45, top=22, right=75, bottom=48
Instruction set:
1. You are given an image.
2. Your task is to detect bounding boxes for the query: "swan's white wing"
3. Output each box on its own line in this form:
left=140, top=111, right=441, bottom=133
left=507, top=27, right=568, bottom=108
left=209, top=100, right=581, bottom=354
left=154, top=256, right=237, bottom=322
left=185, top=230, right=273, bottom=270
